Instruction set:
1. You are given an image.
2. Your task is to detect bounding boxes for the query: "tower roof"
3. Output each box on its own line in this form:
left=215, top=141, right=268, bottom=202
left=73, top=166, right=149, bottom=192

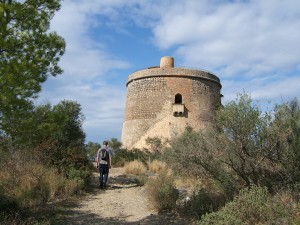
left=127, top=56, right=221, bottom=88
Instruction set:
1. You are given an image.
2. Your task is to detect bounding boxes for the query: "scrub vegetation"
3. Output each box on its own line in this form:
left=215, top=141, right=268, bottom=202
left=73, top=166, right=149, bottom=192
left=162, top=93, right=300, bottom=223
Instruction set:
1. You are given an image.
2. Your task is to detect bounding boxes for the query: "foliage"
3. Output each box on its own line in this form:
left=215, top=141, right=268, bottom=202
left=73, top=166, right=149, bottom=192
left=0, top=194, right=19, bottom=214
left=85, top=141, right=100, bottom=161
left=134, top=174, right=148, bottom=186
left=165, top=94, right=300, bottom=196
left=181, top=189, right=226, bottom=220
left=148, top=160, right=168, bottom=174
left=145, top=137, right=164, bottom=152
left=199, top=186, right=294, bottom=225
left=67, top=167, right=90, bottom=186
left=0, top=1, right=92, bottom=223
left=164, top=127, right=237, bottom=196
left=11, top=100, right=90, bottom=174
left=108, top=138, right=122, bottom=151
left=146, top=171, right=179, bottom=212
left=0, top=212, right=50, bottom=225
left=0, top=0, right=65, bottom=133
left=0, top=151, right=86, bottom=210
left=271, top=99, right=300, bottom=188
left=0, top=100, right=92, bottom=211
left=216, top=95, right=300, bottom=192
left=112, top=147, right=158, bottom=167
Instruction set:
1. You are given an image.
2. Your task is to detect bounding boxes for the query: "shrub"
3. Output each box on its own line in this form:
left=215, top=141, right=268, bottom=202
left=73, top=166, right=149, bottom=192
left=45, top=169, right=67, bottom=200
left=124, top=160, right=147, bottom=175
left=148, top=160, right=168, bottom=174
left=181, top=189, right=226, bottom=219
left=67, top=167, right=91, bottom=186
left=199, top=186, right=294, bottom=225
left=112, top=148, right=159, bottom=167
left=0, top=195, right=19, bottom=213
left=145, top=137, right=164, bottom=152
left=0, top=212, right=50, bottom=225
left=293, top=203, right=300, bottom=224
left=146, top=171, right=179, bottom=211
left=0, top=151, right=88, bottom=210
left=134, top=174, right=148, bottom=186
left=9, top=163, right=50, bottom=208
left=64, top=178, right=84, bottom=196
left=165, top=95, right=300, bottom=198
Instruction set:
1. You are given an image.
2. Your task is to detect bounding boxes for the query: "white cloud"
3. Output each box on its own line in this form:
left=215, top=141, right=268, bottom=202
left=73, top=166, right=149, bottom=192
left=151, top=0, right=300, bottom=78
left=40, top=0, right=135, bottom=142
left=50, top=0, right=131, bottom=81
left=39, top=0, right=300, bottom=143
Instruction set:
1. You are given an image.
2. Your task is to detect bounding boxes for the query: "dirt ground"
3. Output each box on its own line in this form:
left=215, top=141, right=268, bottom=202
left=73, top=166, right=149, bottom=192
left=49, top=167, right=196, bottom=225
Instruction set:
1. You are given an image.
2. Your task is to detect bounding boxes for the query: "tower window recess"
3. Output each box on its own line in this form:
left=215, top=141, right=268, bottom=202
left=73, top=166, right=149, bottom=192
left=175, top=93, right=182, bottom=104
left=173, top=93, right=184, bottom=116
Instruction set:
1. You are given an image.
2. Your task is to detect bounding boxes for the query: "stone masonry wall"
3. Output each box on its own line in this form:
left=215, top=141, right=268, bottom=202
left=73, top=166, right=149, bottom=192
left=121, top=65, right=221, bottom=150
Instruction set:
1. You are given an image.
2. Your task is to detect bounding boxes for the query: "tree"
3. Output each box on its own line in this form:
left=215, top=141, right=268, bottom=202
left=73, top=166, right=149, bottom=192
left=270, top=99, right=300, bottom=187
left=165, top=93, right=300, bottom=196
left=86, top=141, right=101, bottom=161
left=9, top=100, right=87, bottom=173
left=0, top=0, right=65, bottom=133
left=108, top=138, right=122, bottom=151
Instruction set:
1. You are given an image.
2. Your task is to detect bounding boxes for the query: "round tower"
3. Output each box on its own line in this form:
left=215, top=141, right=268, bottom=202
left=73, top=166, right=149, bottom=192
left=121, top=56, right=222, bottom=150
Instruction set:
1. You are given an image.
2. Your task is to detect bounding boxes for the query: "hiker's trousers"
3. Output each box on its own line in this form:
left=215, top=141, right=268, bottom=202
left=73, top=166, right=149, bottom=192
left=99, top=164, right=109, bottom=186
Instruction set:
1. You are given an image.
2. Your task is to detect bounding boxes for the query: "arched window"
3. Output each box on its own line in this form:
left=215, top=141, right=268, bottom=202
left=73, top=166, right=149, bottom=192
left=175, top=93, right=182, bottom=104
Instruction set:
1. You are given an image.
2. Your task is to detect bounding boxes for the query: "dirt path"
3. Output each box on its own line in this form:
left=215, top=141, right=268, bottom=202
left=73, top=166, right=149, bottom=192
left=50, top=167, right=195, bottom=225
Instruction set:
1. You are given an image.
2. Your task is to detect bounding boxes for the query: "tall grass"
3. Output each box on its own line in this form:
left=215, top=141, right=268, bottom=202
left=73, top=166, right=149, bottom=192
left=146, top=171, right=179, bottom=211
left=148, top=160, right=168, bottom=174
left=0, top=151, right=88, bottom=211
left=123, top=160, right=147, bottom=175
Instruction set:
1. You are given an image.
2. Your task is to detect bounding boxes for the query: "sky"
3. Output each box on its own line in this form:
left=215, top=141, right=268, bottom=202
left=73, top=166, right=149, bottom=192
left=38, top=0, right=300, bottom=144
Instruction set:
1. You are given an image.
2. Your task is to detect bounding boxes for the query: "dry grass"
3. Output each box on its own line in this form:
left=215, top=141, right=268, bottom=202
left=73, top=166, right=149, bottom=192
left=123, top=160, right=147, bottom=175
left=145, top=171, right=179, bottom=211
left=148, top=160, right=168, bottom=174
left=46, top=169, right=66, bottom=200
left=0, top=152, right=84, bottom=209
left=174, top=177, right=203, bottom=193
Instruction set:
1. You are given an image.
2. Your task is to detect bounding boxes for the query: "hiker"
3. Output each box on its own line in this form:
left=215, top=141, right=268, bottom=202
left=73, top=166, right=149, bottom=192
left=96, top=141, right=112, bottom=189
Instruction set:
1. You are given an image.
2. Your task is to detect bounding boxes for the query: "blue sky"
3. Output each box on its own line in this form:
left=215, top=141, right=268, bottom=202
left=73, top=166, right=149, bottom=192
left=38, top=0, right=300, bottom=144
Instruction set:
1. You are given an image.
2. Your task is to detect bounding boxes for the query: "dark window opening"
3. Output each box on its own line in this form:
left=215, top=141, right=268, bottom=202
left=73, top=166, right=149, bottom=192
left=175, top=93, right=182, bottom=104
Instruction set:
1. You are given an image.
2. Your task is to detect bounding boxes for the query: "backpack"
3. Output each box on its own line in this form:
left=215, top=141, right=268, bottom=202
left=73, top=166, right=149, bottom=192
left=100, top=148, right=109, bottom=161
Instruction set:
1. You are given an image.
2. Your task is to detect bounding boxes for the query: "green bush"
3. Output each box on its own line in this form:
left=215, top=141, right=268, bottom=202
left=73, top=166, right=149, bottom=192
left=164, top=127, right=239, bottom=197
left=134, top=174, right=148, bottom=186
left=0, top=212, right=50, bottom=225
left=0, top=195, right=19, bottom=214
left=165, top=95, right=300, bottom=199
left=146, top=171, right=179, bottom=211
left=183, top=189, right=225, bottom=219
left=0, top=151, right=89, bottom=210
left=199, top=186, right=294, bottom=225
left=64, top=178, right=85, bottom=196
left=112, top=148, right=158, bottom=167
left=67, top=167, right=91, bottom=186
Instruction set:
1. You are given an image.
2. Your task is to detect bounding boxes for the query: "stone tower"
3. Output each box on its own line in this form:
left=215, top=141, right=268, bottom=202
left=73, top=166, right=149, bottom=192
left=121, top=56, right=222, bottom=149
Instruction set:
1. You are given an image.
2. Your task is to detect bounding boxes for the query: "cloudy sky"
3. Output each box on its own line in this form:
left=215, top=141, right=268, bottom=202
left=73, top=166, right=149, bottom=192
left=39, top=0, right=300, bottom=144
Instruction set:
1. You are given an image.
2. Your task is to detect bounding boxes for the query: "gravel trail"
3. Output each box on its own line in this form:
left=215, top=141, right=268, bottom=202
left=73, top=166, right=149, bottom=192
left=52, top=167, right=194, bottom=225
